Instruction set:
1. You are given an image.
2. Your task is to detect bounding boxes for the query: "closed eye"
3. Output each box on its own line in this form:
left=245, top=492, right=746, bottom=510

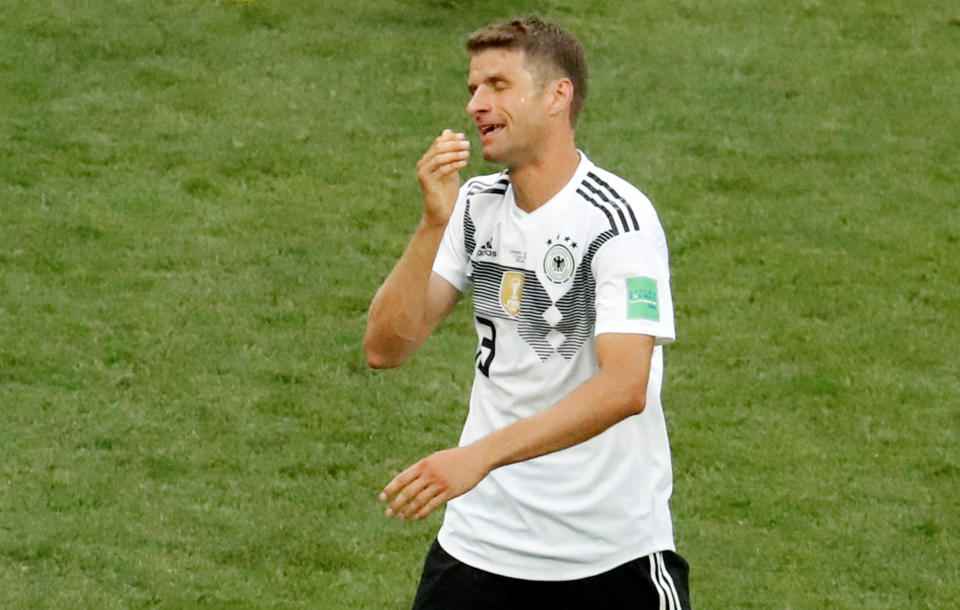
left=468, top=77, right=510, bottom=96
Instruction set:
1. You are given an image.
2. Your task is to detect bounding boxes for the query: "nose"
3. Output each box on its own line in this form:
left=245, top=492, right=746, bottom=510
left=466, top=86, right=489, bottom=118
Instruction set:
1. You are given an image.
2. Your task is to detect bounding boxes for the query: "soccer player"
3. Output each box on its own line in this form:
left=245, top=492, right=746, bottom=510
left=364, top=16, right=691, bottom=609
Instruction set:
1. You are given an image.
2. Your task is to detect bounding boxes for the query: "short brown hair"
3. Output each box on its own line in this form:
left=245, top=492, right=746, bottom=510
left=467, top=17, right=588, bottom=125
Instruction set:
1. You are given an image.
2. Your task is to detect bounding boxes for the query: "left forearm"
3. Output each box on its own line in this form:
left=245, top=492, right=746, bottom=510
left=470, top=367, right=646, bottom=473
left=380, top=334, right=655, bottom=521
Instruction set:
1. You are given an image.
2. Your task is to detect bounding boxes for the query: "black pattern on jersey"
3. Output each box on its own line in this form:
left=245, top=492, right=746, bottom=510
left=463, top=175, right=510, bottom=259
left=469, top=227, right=618, bottom=362
left=460, top=171, right=637, bottom=362
left=463, top=199, right=476, bottom=260
left=549, top=229, right=617, bottom=359
left=471, top=260, right=555, bottom=360
left=576, top=172, right=640, bottom=235
left=467, top=176, right=509, bottom=198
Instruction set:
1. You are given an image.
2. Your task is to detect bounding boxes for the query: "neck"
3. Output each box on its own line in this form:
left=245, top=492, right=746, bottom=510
left=508, top=135, right=580, bottom=214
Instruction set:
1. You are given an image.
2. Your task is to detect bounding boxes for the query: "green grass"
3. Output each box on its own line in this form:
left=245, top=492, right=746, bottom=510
left=1, top=0, right=958, bottom=607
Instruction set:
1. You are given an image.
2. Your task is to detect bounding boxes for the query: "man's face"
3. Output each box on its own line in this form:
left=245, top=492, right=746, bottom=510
left=467, top=48, right=551, bottom=168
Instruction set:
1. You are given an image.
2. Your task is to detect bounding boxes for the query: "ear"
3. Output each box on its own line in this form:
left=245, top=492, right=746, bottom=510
left=546, top=78, right=575, bottom=121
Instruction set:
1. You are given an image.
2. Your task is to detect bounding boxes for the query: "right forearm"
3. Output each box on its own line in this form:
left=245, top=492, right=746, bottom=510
left=364, top=218, right=446, bottom=367
left=365, top=129, right=469, bottom=369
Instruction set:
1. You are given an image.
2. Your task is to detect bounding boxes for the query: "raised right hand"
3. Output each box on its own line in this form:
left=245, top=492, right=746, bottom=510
left=416, top=129, right=470, bottom=227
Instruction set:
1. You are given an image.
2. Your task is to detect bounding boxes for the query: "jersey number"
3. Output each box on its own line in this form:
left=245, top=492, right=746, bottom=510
left=475, top=316, right=496, bottom=377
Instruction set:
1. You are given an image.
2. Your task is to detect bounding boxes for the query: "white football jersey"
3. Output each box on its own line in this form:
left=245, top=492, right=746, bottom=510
left=432, top=153, right=677, bottom=581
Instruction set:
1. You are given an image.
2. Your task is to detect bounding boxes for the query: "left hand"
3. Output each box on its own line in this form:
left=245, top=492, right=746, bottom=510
left=380, top=446, right=489, bottom=521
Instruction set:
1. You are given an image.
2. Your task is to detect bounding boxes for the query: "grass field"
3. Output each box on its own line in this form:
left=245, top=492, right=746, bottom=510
left=1, top=0, right=958, bottom=607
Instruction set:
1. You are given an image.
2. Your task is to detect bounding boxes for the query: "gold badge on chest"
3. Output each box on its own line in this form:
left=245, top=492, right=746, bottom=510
left=500, top=271, right=525, bottom=318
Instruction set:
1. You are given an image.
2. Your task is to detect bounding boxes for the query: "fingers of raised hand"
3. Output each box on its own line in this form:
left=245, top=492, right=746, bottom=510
left=417, top=132, right=470, bottom=176
left=433, top=129, right=465, bottom=151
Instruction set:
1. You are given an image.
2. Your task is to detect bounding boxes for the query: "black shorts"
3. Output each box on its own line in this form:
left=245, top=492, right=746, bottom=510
left=411, top=539, right=691, bottom=610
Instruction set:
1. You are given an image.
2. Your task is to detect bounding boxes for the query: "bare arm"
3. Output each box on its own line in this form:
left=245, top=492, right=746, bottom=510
left=380, top=332, right=657, bottom=519
left=363, top=130, right=470, bottom=369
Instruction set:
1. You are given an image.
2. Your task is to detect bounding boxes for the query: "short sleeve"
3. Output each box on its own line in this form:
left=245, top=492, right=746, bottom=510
left=592, top=226, right=675, bottom=344
left=431, top=186, right=472, bottom=293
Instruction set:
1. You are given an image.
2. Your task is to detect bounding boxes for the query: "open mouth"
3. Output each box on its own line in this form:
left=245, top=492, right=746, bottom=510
left=479, top=124, right=504, bottom=137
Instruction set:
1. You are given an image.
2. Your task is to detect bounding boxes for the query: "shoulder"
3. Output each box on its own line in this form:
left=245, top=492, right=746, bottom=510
left=571, top=163, right=662, bottom=239
left=463, top=171, right=510, bottom=198
left=586, top=165, right=657, bottom=218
